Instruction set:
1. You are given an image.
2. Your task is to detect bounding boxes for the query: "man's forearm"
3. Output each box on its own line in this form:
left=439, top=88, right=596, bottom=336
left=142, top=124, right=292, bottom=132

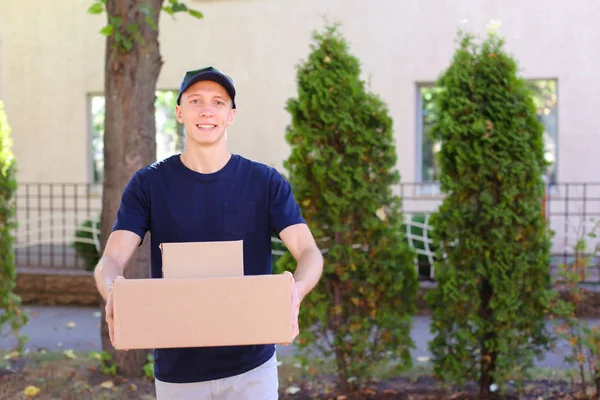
left=94, top=256, right=124, bottom=301
left=293, top=246, right=323, bottom=300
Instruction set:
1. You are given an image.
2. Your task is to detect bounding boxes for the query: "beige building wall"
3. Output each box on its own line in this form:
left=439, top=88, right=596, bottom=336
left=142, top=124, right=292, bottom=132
left=1, top=0, right=599, bottom=185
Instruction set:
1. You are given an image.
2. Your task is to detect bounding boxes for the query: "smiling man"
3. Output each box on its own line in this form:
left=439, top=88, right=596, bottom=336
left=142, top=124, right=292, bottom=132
left=93, top=66, right=324, bottom=399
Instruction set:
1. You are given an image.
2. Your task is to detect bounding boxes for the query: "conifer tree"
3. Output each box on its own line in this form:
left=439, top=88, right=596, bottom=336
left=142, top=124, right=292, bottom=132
left=0, top=101, right=28, bottom=350
left=426, top=28, right=553, bottom=396
left=277, top=24, right=418, bottom=392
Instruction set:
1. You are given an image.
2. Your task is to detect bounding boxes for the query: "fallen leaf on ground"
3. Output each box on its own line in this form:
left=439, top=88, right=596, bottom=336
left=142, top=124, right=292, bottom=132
left=24, top=385, right=41, bottom=397
left=285, top=385, right=301, bottom=395
left=64, top=349, right=77, bottom=359
left=3, top=351, right=18, bottom=360
left=99, top=380, right=114, bottom=389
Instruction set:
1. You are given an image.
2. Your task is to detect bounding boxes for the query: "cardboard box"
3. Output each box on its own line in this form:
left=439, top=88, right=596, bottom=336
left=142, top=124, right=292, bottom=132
left=160, top=240, right=244, bottom=279
left=112, top=274, right=292, bottom=350
left=112, top=240, right=293, bottom=350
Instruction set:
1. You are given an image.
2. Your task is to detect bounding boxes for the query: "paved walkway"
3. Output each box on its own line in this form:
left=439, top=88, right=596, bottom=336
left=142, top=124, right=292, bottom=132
left=0, top=305, right=592, bottom=370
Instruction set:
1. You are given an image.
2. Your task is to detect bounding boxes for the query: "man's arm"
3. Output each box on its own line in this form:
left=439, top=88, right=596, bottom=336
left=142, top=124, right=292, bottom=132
left=94, top=230, right=141, bottom=346
left=94, top=230, right=141, bottom=300
left=279, top=223, right=323, bottom=301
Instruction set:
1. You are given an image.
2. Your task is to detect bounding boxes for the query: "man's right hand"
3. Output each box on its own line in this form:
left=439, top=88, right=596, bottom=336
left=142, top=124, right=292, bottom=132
left=94, top=230, right=141, bottom=349
left=105, top=276, right=124, bottom=347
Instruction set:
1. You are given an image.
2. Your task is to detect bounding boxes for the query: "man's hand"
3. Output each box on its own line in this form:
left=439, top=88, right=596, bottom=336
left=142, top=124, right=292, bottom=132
left=277, top=224, right=323, bottom=344
left=290, top=274, right=301, bottom=341
left=94, top=231, right=141, bottom=351
left=105, top=276, right=124, bottom=348
left=280, top=271, right=301, bottom=346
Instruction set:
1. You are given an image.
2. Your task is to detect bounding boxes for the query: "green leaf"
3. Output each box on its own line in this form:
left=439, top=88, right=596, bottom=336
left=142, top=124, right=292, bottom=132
left=100, top=25, right=114, bottom=36
left=134, top=32, right=145, bottom=47
left=145, top=15, right=158, bottom=31
left=110, top=16, right=122, bottom=28
left=87, top=2, right=104, bottom=14
left=187, top=9, right=204, bottom=19
left=122, top=38, right=133, bottom=52
left=126, top=24, right=139, bottom=34
left=172, top=2, right=188, bottom=12
left=162, top=6, right=174, bottom=15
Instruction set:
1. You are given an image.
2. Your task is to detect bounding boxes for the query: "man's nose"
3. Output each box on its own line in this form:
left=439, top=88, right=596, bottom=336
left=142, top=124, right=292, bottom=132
left=197, top=104, right=214, bottom=117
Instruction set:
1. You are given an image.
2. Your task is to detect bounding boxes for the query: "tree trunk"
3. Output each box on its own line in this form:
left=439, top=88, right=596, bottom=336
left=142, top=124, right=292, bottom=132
left=479, top=277, right=497, bottom=398
left=100, top=0, right=163, bottom=377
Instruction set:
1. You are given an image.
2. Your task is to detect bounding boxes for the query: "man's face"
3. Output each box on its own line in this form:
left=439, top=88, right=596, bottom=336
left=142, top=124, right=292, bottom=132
left=176, top=80, right=236, bottom=147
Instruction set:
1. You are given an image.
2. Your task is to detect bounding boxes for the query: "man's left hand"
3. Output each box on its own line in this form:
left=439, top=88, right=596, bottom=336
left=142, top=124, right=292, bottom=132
left=281, top=271, right=301, bottom=346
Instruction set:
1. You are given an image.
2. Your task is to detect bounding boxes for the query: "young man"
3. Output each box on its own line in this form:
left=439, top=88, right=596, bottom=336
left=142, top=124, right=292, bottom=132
left=93, top=66, right=323, bottom=399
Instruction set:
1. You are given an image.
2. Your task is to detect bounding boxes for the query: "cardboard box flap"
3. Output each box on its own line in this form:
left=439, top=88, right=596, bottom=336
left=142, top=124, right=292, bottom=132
left=160, top=240, right=243, bottom=279
left=112, top=274, right=293, bottom=350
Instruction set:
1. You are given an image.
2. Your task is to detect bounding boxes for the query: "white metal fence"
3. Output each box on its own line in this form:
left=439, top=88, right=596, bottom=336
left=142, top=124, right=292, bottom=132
left=12, top=182, right=600, bottom=282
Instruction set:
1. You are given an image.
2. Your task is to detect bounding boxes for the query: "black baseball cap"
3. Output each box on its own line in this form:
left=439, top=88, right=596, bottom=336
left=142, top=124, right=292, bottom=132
left=176, top=66, right=236, bottom=109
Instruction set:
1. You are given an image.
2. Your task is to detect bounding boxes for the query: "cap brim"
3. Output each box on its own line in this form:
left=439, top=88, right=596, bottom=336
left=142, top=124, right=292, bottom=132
left=177, top=71, right=236, bottom=108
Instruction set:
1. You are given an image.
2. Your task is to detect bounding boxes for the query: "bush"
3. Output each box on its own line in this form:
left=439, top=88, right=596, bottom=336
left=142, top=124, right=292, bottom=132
left=0, top=101, right=28, bottom=349
left=425, top=28, right=553, bottom=396
left=550, top=221, right=600, bottom=397
left=72, top=218, right=101, bottom=271
left=276, top=23, right=418, bottom=392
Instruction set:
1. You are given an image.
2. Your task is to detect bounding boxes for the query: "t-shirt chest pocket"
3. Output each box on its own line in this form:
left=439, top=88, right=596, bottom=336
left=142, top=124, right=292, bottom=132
left=223, top=201, right=256, bottom=236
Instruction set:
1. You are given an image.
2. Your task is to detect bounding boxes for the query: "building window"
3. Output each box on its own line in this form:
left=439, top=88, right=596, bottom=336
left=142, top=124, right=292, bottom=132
left=88, top=90, right=185, bottom=184
left=417, top=79, right=558, bottom=184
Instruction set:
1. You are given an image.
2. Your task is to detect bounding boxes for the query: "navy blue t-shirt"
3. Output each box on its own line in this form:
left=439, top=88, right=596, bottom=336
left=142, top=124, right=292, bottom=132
left=112, top=153, right=305, bottom=383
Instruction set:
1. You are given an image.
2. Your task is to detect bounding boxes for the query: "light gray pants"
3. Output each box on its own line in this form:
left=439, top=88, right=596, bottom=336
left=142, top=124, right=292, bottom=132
left=154, top=352, right=279, bottom=400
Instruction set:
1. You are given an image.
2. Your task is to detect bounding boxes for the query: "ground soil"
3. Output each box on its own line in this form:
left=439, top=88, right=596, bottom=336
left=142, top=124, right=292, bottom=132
left=0, top=353, right=592, bottom=400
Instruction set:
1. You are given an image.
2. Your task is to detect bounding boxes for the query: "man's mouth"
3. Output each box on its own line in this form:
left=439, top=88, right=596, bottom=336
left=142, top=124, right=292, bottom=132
left=196, top=124, right=217, bottom=130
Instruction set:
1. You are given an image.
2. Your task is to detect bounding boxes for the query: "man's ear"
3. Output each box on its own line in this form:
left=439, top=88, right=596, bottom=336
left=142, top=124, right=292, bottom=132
left=175, top=105, right=184, bottom=124
left=227, top=108, right=237, bottom=127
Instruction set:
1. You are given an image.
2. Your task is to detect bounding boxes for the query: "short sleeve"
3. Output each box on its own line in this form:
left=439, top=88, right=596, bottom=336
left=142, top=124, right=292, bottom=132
left=112, top=170, right=150, bottom=244
left=268, top=169, right=306, bottom=236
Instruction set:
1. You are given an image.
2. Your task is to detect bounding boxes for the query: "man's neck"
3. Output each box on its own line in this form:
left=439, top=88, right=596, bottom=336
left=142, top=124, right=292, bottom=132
left=180, top=145, right=232, bottom=174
